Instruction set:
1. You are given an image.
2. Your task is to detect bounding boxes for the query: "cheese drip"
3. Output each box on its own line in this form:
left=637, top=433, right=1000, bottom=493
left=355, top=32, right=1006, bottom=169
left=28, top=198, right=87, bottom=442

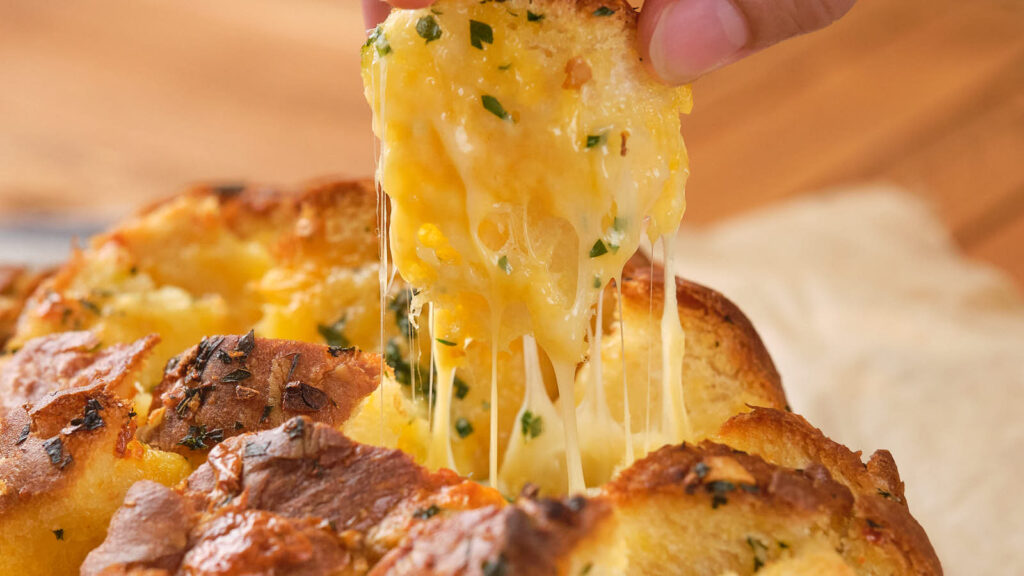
left=363, top=0, right=691, bottom=493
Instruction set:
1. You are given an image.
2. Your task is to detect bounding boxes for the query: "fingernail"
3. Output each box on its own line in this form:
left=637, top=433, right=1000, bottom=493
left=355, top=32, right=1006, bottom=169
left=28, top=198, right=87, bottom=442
left=649, top=0, right=750, bottom=84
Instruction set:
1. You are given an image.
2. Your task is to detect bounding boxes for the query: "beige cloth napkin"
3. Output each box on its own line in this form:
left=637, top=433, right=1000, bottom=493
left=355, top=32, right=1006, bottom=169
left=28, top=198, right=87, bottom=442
left=669, top=186, right=1024, bottom=576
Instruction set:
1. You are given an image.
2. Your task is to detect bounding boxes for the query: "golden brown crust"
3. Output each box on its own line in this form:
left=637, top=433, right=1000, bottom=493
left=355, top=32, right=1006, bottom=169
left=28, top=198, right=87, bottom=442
left=606, top=441, right=854, bottom=523
left=141, top=333, right=380, bottom=459
left=717, top=408, right=942, bottom=575
left=86, top=418, right=506, bottom=576
left=621, top=252, right=786, bottom=410
left=0, top=332, right=155, bottom=514
left=371, top=495, right=613, bottom=576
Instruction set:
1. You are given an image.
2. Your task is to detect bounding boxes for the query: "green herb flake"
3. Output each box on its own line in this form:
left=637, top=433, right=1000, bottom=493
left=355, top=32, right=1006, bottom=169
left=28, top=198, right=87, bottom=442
left=416, top=15, right=443, bottom=43
left=593, top=6, right=616, bottom=16
left=589, top=239, right=609, bottom=258
left=53, top=528, right=64, bottom=541
left=413, top=504, right=441, bottom=519
left=482, top=555, right=509, bottom=576
left=454, top=376, right=470, bottom=400
left=593, top=275, right=602, bottom=289
left=497, top=254, right=512, bottom=274
left=527, top=10, right=545, bottom=22
left=455, top=417, right=474, bottom=438
left=521, top=410, right=543, bottom=439
left=482, top=95, right=511, bottom=121
left=436, top=338, right=457, bottom=347
left=580, top=563, right=593, bottom=575
left=178, top=425, right=225, bottom=451
left=365, top=25, right=392, bottom=56
left=317, top=315, right=350, bottom=348
left=747, top=537, right=769, bottom=572
left=585, top=132, right=608, bottom=148
left=498, top=63, right=513, bottom=70
left=470, top=20, right=494, bottom=49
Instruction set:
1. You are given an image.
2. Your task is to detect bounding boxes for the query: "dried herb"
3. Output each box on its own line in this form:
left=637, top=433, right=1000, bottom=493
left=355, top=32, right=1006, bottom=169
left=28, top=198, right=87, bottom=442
left=436, top=338, right=457, bottom=347
left=593, top=6, right=616, bottom=16
left=178, top=425, right=224, bottom=451
left=286, top=353, right=302, bottom=381
left=282, top=381, right=329, bottom=412
left=747, top=536, right=768, bottom=572
left=189, top=335, right=226, bottom=383
left=593, top=275, right=602, bottom=289
left=79, top=298, right=101, bottom=315
left=586, top=132, right=608, bottom=148
left=527, top=10, right=544, bottom=22
left=413, top=504, right=441, bottom=519
left=317, top=316, right=350, bottom=348
left=67, top=398, right=105, bottom=433
left=521, top=411, right=543, bottom=439
left=15, top=424, right=30, bottom=446
left=221, top=369, right=252, bottom=383
left=482, top=555, right=509, bottom=576
left=482, top=95, right=511, bottom=121
left=236, top=330, right=256, bottom=360
left=243, top=441, right=269, bottom=458
left=453, top=376, right=470, bottom=400
left=260, top=405, right=273, bottom=423
left=53, top=529, right=64, bottom=541
left=470, top=20, right=494, bottom=49
left=455, top=417, right=474, bottom=438
left=694, top=461, right=709, bottom=480
left=328, top=345, right=355, bottom=357
left=42, top=437, right=72, bottom=469
left=497, top=254, right=512, bottom=274
left=286, top=417, right=305, bottom=440
left=175, top=387, right=203, bottom=418
left=416, top=15, right=442, bottom=43
left=216, top=349, right=233, bottom=364
left=707, top=480, right=736, bottom=509
left=589, top=239, right=609, bottom=258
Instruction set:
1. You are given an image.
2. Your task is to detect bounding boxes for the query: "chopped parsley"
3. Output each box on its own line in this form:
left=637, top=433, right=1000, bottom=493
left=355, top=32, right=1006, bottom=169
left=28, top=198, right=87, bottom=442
left=593, top=6, right=616, bottom=16
left=53, top=528, right=64, bottom=541
left=317, top=315, right=350, bottom=348
left=521, top=410, right=543, bottom=439
left=42, top=437, right=72, bottom=469
left=453, top=376, right=470, bottom=400
left=15, top=424, right=30, bottom=445
left=707, top=480, right=736, bottom=509
left=694, top=461, right=709, bottom=480
left=365, top=25, right=392, bottom=56
left=593, top=275, right=602, bottom=289
left=589, top=239, right=609, bottom=258
left=413, top=504, right=441, bottom=519
left=527, top=10, right=545, bottom=22
left=455, top=417, right=474, bottom=438
left=585, top=132, right=608, bottom=148
left=178, top=425, right=224, bottom=451
left=436, top=338, right=457, bottom=347
left=416, top=15, right=442, bottom=43
left=470, top=20, right=494, bottom=49
left=747, top=536, right=768, bottom=572
left=497, top=254, right=512, bottom=274
left=482, top=95, right=511, bottom=121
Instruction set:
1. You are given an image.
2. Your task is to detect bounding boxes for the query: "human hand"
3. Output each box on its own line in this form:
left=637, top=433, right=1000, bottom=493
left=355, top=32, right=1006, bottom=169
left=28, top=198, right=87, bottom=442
left=362, top=0, right=857, bottom=85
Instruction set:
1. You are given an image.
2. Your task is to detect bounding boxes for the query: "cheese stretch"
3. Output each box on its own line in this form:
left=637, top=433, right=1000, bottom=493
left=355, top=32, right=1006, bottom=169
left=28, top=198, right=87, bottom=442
left=362, top=0, right=692, bottom=494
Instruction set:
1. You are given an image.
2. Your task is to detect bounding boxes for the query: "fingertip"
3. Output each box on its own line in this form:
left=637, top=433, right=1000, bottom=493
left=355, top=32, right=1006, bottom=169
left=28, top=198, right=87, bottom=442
left=640, top=0, right=750, bottom=85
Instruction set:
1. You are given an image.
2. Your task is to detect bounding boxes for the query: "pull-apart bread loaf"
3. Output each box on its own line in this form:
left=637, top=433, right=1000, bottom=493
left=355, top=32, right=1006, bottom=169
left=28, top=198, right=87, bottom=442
left=0, top=179, right=939, bottom=575
left=0, top=0, right=939, bottom=572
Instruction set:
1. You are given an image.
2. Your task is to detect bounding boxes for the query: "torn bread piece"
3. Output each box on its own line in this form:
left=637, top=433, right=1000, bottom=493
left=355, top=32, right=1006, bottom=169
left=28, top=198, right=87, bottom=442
left=83, top=418, right=505, bottom=576
left=141, top=332, right=381, bottom=463
left=0, top=333, right=190, bottom=576
left=0, top=265, right=47, bottom=349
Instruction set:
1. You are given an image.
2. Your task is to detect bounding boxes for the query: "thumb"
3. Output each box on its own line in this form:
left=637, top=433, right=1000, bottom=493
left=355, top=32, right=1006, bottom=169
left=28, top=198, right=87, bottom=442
left=639, top=0, right=857, bottom=85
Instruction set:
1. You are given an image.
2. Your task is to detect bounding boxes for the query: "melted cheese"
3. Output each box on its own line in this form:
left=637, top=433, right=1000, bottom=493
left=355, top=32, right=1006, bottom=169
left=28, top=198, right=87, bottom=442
left=363, top=0, right=691, bottom=494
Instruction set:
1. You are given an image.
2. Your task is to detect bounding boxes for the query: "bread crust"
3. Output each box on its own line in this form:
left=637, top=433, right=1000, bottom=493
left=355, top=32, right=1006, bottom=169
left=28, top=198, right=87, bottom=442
left=717, top=408, right=942, bottom=575
left=0, top=265, right=47, bottom=349
left=141, top=333, right=381, bottom=460
left=84, top=418, right=506, bottom=576
left=621, top=252, right=786, bottom=411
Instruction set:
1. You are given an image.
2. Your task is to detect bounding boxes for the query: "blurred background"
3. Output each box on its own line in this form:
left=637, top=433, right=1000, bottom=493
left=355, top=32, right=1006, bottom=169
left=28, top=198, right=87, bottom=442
left=0, top=0, right=1021, bottom=282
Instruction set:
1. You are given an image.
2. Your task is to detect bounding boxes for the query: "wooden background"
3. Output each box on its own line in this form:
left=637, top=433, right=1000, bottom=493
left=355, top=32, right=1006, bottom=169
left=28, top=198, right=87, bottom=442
left=0, top=0, right=1021, bottom=284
